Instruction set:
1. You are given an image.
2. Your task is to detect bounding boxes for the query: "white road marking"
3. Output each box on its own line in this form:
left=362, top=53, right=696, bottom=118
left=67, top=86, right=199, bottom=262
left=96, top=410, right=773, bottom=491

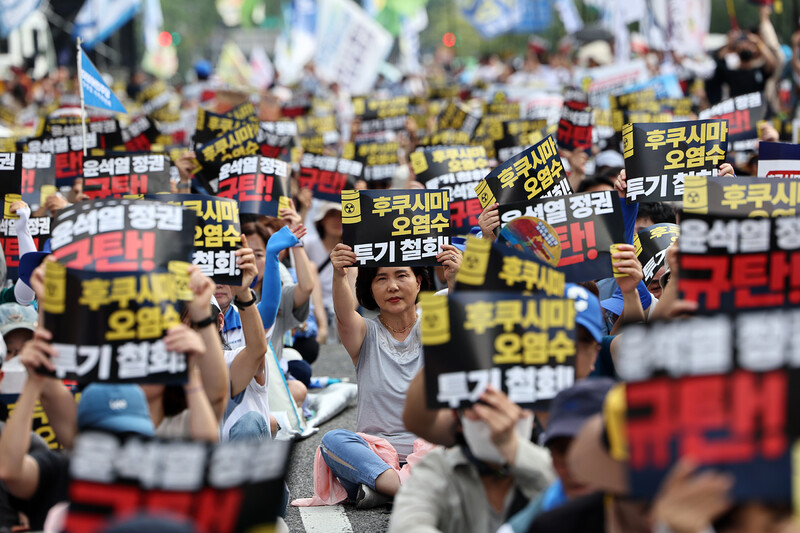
left=299, top=505, right=354, bottom=532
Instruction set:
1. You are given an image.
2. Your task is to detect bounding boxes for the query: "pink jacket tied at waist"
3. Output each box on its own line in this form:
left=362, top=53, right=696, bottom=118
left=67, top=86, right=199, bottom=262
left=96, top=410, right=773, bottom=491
left=291, top=433, right=436, bottom=507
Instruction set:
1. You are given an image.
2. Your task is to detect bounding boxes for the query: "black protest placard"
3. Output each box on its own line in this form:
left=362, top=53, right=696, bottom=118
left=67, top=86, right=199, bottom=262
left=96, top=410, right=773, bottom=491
left=217, top=155, right=291, bottom=217
left=683, top=174, right=800, bottom=218
left=635, top=223, right=679, bottom=285
left=557, top=105, right=593, bottom=154
left=136, top=81, right=172, bottom=115
left=0, top=152, right=56, bottom=214
left=418, top=129, right=472, bottom=147
left=497, top=190, right=626, bottom=282
left=353, top=96, right=410, bottom=120
left=496, top=125, right=560, bottom=163
left=475, top=135, right=572, bottom=209
left=344, top=141, right=400, bottom=182
left=0, top=390, right=74, bottom=450
left=409, top=145, right=489, bottom=235
left=493, top=119, right=550, bottom=162
left=563, top=87, right=589, bottom=110
left=144, top=194, right=242, bottom=285
left=22, top=133, right=99, bottom=185
left=353, top=96, right=409, bottom=134
left=421, top=291, right=576, bottom=410
left=341, top=189, right=450, bottom=267
left=43, top=262, right=192, bottom=384
left=121, top=116, right=161, bottom=152
left=82, top=154, right=171, bottom=200
left=472, top=117, right=504, bottom=160
left=456, top=236, right=565, bottom=296
left=438, top=101, right=480, bottom=138
left=0, top=217, right=51, bottom=280
left=65, top=432, right=291, bottom=533
left=623, top=119, right=728, bottom=203
left=483, top=101, right=521, bottom=120
left=193, top=121, right=262, bottom=192
left=36, top=116, right=124, bottom=149
left=679, top=211, right=800, bottom=314
left=295, top=115, right=339, bottom=154
left=194, top=106, right=258, bottom=148
left=50, top=198, right=195, bottom=272
left=258, top=120, right=298, bottom=159
left=298, top=153, right=362, bottom=202
left=613, top=310, right=800, bottom=502
left=699, top=92, right=767, bottom=152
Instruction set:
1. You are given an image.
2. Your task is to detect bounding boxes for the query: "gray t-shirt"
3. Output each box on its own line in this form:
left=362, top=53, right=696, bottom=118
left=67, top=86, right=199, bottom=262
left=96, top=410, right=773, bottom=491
left=356, top=314, right=423, bottom=461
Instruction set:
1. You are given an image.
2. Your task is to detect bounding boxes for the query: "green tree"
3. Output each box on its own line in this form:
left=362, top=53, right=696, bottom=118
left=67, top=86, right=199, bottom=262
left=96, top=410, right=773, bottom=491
left=160, top=0, right=222, bottom=79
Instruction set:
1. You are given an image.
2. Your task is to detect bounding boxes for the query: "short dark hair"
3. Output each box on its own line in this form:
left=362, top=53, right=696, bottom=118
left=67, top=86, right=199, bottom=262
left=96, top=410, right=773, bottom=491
left=355, top=266, right=432, bottom=311
left=636, top=202, right=676, bottom=225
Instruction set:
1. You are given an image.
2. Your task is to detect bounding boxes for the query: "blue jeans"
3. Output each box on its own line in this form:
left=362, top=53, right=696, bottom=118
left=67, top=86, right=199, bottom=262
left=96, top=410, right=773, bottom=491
left=320, top=429, right=393, bottom=500
left=229, top=411, right=270, bottom=442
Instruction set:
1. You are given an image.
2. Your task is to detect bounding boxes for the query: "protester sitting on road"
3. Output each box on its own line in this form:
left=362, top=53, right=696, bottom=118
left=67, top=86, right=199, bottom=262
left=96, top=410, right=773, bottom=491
left=243, top=215, right=312, bottom=409
left=221, top=225, right=302, bottom=440
left=388, top=386, right=554, bottom=533
left=303, top=242, right=461, bottom=509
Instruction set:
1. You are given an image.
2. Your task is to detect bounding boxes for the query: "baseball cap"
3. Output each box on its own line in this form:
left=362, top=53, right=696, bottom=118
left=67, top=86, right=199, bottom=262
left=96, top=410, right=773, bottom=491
left=601, top=281, right=653, bottom=318
left=0, top=303, right=37, bottom=337
left=450, top=236, right=467, bottom=252
left=544, top=377, right=615, bottom=446
left=313, top=201, right=343, bottom=224
left=77, top=384, right=155, bottom=437
left=565, top=283, right=604, bottom=343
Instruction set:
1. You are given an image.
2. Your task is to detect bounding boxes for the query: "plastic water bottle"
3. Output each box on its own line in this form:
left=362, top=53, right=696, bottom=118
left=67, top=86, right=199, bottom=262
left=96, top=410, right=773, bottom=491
left=310, top=376, right=342, bottom=389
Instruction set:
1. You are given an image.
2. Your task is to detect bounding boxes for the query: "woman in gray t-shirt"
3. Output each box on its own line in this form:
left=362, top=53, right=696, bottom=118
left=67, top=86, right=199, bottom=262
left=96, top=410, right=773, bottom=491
left=319, top=242, right=461, bottom=508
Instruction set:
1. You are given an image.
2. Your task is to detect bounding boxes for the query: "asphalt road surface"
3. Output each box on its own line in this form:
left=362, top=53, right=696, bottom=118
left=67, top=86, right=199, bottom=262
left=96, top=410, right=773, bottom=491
left=284, top=342, right=393, bottom=533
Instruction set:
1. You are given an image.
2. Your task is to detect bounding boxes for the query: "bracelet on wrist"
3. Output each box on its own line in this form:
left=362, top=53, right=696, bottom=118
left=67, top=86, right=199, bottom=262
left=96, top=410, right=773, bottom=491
left=192, top=315, right=216, bottom=329
left=234, top=288, right=258, bottom=308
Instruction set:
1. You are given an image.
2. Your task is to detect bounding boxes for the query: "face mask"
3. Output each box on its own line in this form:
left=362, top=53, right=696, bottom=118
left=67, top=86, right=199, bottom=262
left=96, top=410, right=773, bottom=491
left=460, top=412, right=534, bottom=465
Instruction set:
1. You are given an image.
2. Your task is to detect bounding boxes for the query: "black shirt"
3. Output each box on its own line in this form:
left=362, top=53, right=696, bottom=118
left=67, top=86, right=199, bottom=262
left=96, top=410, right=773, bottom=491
left=528, top=492, right=606, bottom=533
left=9, top=449, right=69, bottom=531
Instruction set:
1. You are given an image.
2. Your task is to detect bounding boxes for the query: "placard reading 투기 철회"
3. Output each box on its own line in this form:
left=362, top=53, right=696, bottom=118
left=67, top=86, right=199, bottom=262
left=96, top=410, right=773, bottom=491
left=341, top=189, right=451, bottom=267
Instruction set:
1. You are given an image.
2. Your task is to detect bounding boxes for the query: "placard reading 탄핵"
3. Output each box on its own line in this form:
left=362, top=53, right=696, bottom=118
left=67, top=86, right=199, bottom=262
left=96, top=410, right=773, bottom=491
left=0, top=152, right=56, bottom=215
left=65, top=432, right=291, bottom=532
left=82, top=154, right=171, bottom=199
left=341, top=189, right=450, bottom=267
left=679, top=212, right=800, bottom=314
left=613, top=310, right=800, bottom=502
left=497, top=190, right=625, bottom=282
left=50, top=198, right=195, bottom=272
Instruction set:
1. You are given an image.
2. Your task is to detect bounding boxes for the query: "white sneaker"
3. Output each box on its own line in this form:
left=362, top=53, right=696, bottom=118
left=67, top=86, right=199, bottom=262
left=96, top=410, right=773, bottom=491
left=355, top=484, right=391, bottom=509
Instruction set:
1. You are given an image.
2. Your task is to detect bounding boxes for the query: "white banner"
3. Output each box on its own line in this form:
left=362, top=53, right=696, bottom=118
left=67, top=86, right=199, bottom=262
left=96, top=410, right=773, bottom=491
left=313, top=0, right=393, bottom=95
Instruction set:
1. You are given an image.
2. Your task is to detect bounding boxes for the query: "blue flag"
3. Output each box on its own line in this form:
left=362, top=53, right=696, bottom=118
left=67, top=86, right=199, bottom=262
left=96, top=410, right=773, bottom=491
left=79, top=49, right=127, bottom=114
left=458, top=0, right=521, bottom=40
left=73, top=0, right=141, bottom=51
left=0, top=0, right=42, bottom=37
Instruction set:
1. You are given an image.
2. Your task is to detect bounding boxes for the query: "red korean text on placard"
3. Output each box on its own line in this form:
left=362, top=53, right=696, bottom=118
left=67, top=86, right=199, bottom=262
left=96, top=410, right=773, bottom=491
left=626, top=371, right=787, bottom=471
left=53, top=231, right=157, bottom=271
left=555, top=221, right=598, bottom=267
